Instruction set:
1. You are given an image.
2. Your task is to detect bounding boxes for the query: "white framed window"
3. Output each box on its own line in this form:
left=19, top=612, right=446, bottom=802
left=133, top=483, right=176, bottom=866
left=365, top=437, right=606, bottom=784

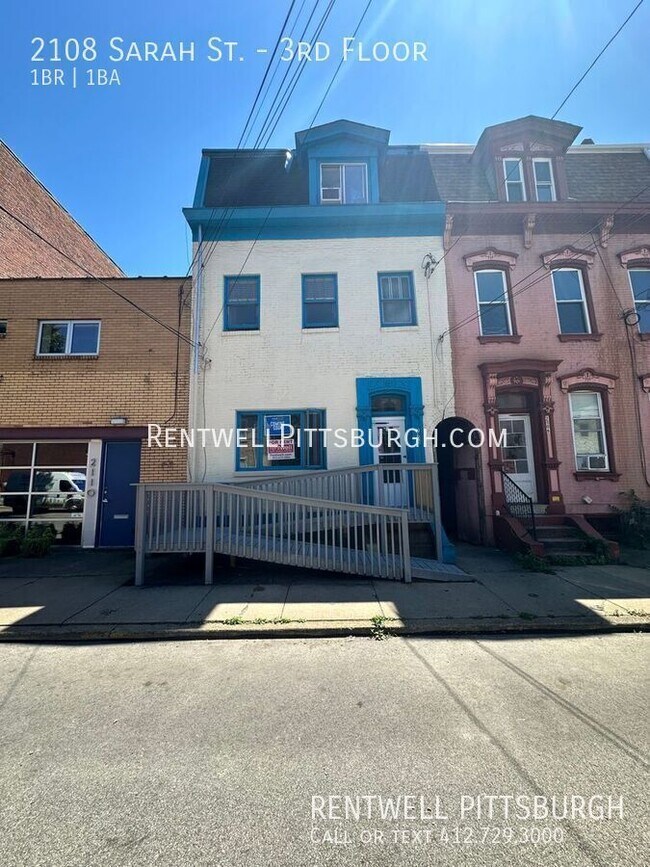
left=474, top=270, right=513, bottom=335
left=551, top=269, right=591, bottom=334
left=320, top=163, right=368, bottom=204
left=628, top=268, right=650, bottom=333
left=532, top=158, right=556, bottom=202
left=37, top=320, right=101, bottom=356
left=503, top=158, right=525, bottom=202
left=569, top=391, right=609, bottom=471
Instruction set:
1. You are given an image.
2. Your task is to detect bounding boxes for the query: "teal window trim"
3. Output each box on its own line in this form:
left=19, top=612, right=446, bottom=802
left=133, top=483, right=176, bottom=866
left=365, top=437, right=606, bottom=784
left=224, top=275, right=260, bottom=331
left=235, top=409, right=327, bottom=472
left=377, top=271, right=417, bottom=326
left=301, top=273, right=339, bottom=328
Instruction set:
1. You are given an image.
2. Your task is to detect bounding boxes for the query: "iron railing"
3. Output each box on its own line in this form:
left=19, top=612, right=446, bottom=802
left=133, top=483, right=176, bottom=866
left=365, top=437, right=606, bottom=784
left=500, top=470, right=536, bottom=540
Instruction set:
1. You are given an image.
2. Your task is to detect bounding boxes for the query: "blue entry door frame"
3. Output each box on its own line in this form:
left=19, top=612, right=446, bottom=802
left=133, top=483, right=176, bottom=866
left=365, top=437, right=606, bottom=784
left=355, top=377, right=425, bottom=467
left=98, top=441, right=141, bottom=547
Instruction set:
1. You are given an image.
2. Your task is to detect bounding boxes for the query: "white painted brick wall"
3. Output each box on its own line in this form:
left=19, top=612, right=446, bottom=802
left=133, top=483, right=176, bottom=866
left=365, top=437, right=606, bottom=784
left=191, top=235, right=453, bottom=480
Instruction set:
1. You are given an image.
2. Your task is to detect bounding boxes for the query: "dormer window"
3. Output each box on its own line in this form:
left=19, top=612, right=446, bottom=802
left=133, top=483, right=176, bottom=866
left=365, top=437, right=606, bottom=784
left=320, top=163, right=368, bottom=204
left=503, top=158, right=525, bottom=202
left=533, top=159, right=556, bottom=202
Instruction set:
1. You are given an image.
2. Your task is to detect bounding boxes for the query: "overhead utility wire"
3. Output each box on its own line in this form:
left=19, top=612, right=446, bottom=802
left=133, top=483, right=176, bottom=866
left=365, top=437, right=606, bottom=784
left=433, top=0, right=646, bottom=289
left=0, top=202, right=196, bottom=347
left=201, top=0, right=375, bottom=346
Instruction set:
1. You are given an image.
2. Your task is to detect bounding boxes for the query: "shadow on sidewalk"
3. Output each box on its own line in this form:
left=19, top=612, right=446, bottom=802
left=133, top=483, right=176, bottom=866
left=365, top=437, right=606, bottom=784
left=0, top=544, right=648, bottom=636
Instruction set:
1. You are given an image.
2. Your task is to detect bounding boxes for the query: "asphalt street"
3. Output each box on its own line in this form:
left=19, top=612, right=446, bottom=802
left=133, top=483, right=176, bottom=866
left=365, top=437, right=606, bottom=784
left=0, top=633, right=648, bottom=867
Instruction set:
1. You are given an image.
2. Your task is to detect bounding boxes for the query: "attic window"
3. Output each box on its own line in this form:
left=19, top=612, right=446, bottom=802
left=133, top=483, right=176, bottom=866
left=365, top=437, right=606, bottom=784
left=320, top=163, right=368, bottom=204
left=503, top=159, right=525, bottom=202
left=533, top=159, right=556, bottom=202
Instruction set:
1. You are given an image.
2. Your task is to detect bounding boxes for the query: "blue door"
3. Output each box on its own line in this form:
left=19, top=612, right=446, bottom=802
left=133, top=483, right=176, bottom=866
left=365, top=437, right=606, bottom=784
left=98, top=441, right=141, bottom=546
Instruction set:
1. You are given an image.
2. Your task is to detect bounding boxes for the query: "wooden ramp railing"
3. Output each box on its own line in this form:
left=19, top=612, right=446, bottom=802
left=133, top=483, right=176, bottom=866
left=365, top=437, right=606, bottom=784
left=233, top=463, right=440, bottom=521
left=134, top=481, right=412, bottom=586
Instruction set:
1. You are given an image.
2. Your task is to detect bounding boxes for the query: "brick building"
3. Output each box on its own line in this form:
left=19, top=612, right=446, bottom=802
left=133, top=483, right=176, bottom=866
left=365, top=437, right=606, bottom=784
left=0, top=278, right=190, bottom=546
left=0, top=141, right=123, bottom=278
left=183, top=120, right=453, bottom=486
left=429, top=116, right=650, bottom=552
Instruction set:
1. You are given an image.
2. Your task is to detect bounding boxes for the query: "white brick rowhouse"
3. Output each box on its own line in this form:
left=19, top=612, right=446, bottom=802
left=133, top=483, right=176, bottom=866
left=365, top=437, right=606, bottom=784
left=190, top=234, right=453, bottom=481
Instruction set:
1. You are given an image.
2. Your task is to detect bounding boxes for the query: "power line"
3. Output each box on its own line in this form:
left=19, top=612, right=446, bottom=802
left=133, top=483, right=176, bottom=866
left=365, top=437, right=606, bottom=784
left=237, top=0, right=298, bottom=148
left=552, top=0, right=645, bottom=120
left=194, top=0, right=332, bottom=294
left=436, top=0, right=648, bottom=281
left=0, top=202, right=196, bottom=347
left=442, top=195, right=650, bottom=339
left=202, top=0, right=376, bottom=345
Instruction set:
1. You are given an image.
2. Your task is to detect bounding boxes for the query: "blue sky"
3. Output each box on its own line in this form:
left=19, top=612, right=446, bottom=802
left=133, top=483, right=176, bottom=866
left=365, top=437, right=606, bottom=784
left=1, top=0, right=648, bottom=276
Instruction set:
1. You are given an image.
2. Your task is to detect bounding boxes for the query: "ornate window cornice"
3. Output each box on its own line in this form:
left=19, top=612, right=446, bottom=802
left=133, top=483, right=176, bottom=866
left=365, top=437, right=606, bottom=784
left=558, top=368, right=618, bottom=393
left=541, top=246, right=596, bottom=270
left=464, top=248, right=518, bottom=271
left=618, top=246, right=650, bottom=268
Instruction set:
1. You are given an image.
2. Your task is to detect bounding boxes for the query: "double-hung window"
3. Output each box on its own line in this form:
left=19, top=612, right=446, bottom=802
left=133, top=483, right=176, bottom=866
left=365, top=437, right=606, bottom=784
left=224, top=276, right=260, bottom=331
left=236, top=409, right=326, bottom=471
left=37, top=320, right=100, bottom=356
left=320, top=163, right=368, bottom=204
left=474, top=270, right=512, bottom=335
left=503, top=158, right=525, bottom=202
left=302, top=274, right=338, bottom=328
left=532, top=159, right=556, bottom=202
left=378, top=272, right=417, bottom=326
left=551, top=268, right=591, bottom=334
left=628, top=269, right=650, bottom=333
left=569, top=392, right=609, bottom=471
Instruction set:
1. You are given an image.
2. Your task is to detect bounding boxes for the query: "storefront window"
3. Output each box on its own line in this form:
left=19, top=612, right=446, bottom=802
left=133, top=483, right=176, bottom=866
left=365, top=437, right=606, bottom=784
left=0, top=441, right=88, bottom=544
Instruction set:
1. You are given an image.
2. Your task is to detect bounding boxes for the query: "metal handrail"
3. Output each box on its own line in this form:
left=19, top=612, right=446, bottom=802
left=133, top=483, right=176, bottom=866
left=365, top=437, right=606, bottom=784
left=500, top=470, right=536, bottom=540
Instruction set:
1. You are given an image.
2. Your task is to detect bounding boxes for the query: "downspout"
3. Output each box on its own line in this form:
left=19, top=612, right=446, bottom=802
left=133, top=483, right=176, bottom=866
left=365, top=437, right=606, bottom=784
left=193, top=223, right=203, bottom=373
left=188, top=224, right=203, bottom=482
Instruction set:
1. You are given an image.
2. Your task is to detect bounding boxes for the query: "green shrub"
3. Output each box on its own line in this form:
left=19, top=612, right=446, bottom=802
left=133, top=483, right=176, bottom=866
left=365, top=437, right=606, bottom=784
left=0, top=524, right=23, bottom=556
left=612, top=490, right=650, bottom=549
left=20, top=524, right=56, bottom=558
left=515, top=551, right=555, bottom=573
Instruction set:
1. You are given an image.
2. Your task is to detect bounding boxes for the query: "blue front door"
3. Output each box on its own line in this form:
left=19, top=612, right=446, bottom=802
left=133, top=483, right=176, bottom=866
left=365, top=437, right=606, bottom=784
left=98, top=441, right=141, bottom=546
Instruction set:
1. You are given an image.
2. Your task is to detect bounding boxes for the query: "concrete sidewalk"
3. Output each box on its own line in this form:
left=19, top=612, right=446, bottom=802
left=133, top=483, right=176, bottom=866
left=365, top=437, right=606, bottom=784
left=0, top=546, right=647, bottom=641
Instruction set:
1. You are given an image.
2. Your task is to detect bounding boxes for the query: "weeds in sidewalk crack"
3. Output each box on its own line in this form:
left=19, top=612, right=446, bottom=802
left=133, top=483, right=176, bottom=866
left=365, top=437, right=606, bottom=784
left=370, top=615, right=392, bottom=641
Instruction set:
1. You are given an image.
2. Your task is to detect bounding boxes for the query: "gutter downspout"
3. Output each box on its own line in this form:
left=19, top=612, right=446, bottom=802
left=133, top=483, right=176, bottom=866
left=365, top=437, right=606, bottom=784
left=193, top=224, right=203, bottom=374
left=188, top=224, right=203, bottom=482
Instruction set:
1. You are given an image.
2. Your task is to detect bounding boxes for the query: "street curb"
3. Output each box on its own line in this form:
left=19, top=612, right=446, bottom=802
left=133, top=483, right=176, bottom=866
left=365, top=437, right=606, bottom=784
left=0, top=615, right=647, bottom=642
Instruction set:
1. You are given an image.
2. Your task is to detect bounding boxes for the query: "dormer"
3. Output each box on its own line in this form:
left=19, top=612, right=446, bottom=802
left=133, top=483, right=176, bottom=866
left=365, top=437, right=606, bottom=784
left=472, top=116, right=582, bottom=203
left=294, top=119, right=390, bottom=206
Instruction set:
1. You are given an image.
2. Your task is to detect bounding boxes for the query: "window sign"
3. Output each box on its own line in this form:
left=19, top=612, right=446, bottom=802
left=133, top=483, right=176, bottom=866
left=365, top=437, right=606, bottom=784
left=266, top=440, right=296, bottom=461
left=265, top=414, right=292, bottom=439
